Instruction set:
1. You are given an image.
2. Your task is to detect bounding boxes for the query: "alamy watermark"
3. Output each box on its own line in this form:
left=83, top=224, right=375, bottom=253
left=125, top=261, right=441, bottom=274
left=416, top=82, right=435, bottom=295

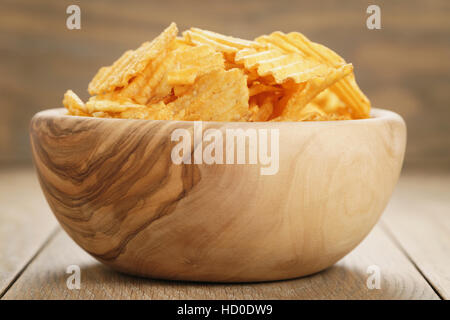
left=66, top=5, right=381, bottom=31
left=66, top=5, right=81, bottom=30
left=66, top=264, right=81, bottom=290
left=366, top=265, right=381, bottom=290
left=171, top=121, right=279, bottom=175
left=366, top=5, right=381, bottom=30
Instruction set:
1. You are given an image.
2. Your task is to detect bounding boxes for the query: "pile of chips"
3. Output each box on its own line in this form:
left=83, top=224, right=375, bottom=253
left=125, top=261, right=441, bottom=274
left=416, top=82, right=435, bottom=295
left=63, top=23, right=370, bottom=122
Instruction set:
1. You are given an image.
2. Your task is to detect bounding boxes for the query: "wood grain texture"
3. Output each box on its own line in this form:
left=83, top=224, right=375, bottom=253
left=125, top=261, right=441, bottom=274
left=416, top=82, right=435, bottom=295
left=29, top=108, right=406, bottom=282
left=381, top=173, right=450, bottom=299
left=1, top=0, right=449, bottom=171
left=0, top=168, right=57, bottom=296
left=2, top=225, right=438, bottom=300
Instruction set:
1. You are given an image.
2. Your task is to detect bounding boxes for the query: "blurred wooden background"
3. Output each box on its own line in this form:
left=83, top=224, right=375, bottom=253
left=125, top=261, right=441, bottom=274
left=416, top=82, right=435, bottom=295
left=0, top=0, right=449, bottom=171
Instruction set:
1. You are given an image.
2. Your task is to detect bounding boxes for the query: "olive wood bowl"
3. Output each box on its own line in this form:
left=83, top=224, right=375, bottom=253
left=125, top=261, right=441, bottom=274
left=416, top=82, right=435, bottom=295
left=30, top=108, right=406, bottom=282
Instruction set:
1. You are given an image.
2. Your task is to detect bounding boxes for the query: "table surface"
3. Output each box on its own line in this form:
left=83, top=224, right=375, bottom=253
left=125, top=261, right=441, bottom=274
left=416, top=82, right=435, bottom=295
left=0, top=168, right=448, bottom=300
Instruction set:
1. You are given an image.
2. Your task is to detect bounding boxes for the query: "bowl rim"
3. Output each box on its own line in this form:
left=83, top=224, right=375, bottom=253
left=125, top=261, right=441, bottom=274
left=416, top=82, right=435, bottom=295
left=33, top=107, right=403, bottom=126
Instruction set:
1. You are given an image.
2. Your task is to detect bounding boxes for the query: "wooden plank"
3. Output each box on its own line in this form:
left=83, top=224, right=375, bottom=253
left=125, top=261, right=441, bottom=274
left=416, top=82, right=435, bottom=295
left=0, top=168, right=57, bottom=296
left=2, top=224, right=438, bottom=299
left=381, top=173, right=450, bottom=299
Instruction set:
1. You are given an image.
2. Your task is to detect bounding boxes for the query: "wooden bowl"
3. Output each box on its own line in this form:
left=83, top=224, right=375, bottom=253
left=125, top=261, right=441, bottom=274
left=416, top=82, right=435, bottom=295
left=30, top=108, right=406, bottom=282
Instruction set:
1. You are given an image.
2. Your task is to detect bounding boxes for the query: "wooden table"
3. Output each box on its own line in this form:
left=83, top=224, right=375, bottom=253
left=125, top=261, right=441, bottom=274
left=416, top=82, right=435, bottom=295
left=0, top=168, right=448, bottom=300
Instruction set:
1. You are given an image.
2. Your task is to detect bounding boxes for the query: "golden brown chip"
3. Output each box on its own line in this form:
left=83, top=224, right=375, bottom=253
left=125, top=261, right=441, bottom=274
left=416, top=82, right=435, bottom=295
left=296, top=103, right=326, bottom=120
left=88, top=22, right=178, bottom=95
left=116, top=44, right=225, bottom=105
left=183, top=28, right=264, bottom=54
left=249, top=95, right=275, bottom=122
left=119, top=102, right=176, bottom=120
left=272, top=103, right=351, bottom=121
left=256, top=31, right=370, bottom=118
left=85, top=96, right=146, bottom=114
left=173, top=36, right=193, bottom=49
left=63, top=90, right=88, bottom=116
left=115, top=46, right=176, bottom=105
left=224, top=59, right=242, bottom=71
left=278, top=64, right=353, bottom=121
left=297, top=105, right=353, bottom=121
left=173, top=84, right=190, bottom=97
left=168, top=68, right=249, bottom=121
left=235, top=47, right=330, bottom=84
left=310, top=89, right=345, bottom=113
left=166, top=45, right=225, bottom=85
left=248, top=82, right=281, bottom=97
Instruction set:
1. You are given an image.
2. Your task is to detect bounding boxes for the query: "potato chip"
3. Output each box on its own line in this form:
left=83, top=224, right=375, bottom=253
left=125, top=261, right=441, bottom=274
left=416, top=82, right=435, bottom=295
left=174, top=37, right=193, bottom=49
left=115, top=46, right=176, bottom=105
left=296, top=102, right=350, bottom=121
left=183, top=28, right=264, bottom=54
left=166, top=45, right=225, bottom=85
left=248, top=82, right=281, bottom=97
left=224, top=60, right=242, bottom=71
left=256, top=31, right=370, bottom=118
left=173, top=84, right=190, bottom=97
left=116, top=44, right=224, bottom=105
left=85, top=96, right=146, bottom=113
left=309, top=89, right=346, bottom=113
left=300, top=108, right=352, bottom=121
left=168, top=69, right=249, bottom=121
left=272, top=103, right=351, bottom=122
left=119, top=101, right=176, bottom=120
left=309, top=89, right=354, bottom=119
left=249, top=95, right=275, bottom=122
left=278, top=64, right=353, bottom=121
left=63, top=90, right=88, bottom=116
left=91, top=111, right=110, bottom=118
left=88, top=23, right=178, bottom=95
left=297, top=103, right=326, bottom=120
left=235, top=47, right=330, bottom=84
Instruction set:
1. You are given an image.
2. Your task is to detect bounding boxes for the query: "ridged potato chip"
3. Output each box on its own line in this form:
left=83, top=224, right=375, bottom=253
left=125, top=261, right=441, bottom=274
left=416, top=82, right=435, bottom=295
left=119, top=101, right=176, bottom=120
left=256, top=31, right=370, bottom=118
left=273, top=102, right=351, bottom=122
left=183, top=28, right=264, bottom=54
left=235, top=47, right=330, bottom=84
left=249, top=95, right=275, bottom=122
left=278, top=64, right=353, bottom=121
left=309, top=89, right=348, bottom=114
left=167, top=45, right=225, bottom=85
left=85, top=96, right=146, bottom=113
left=116, top=44, right=225, bottom=105
left=173, top=84, right=190, bottom=97
left=174, top=37, right=193, bottom=49
left=63, top=90, right=88, bottom=116
left=296, top=103, right=326, bottom=120
left=248, top=82, right=281, bottom=97
left=168, top=69, right=249, bottom=121
left=88, top=23, right=178, bottom=95
left=115, top=46, right=177, bottom=105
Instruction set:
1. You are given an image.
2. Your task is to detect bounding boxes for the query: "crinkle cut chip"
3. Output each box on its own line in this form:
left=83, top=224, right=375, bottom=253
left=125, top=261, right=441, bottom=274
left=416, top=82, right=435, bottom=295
left=256, top=31, right=370, bottom=118
left=168, top=68, right=249, bottom=121
left=88, top=23, right=178, bottom=95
